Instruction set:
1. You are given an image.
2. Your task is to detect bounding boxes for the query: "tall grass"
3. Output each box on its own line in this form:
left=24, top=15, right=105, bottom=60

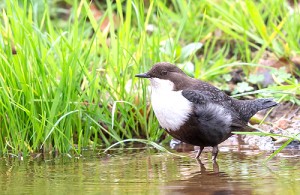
left=0, top=0, right=299, bottom=155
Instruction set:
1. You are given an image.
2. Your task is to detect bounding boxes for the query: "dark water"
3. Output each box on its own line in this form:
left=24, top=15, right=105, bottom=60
left=0, top=146, right=300, bottom=195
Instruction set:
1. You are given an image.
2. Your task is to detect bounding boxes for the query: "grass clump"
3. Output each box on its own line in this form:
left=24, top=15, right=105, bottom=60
left=0, top=0, right=299, bottom=156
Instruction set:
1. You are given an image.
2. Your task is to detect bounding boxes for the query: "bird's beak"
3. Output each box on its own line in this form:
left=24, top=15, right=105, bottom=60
left=135, top=73, right=150, bottom=78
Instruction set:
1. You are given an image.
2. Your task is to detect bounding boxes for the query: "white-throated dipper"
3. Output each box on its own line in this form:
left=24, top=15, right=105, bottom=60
left=136, top=62, right=278, bottom=161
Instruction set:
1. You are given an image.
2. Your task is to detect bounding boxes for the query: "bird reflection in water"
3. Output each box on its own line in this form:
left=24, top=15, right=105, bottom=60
left=196, top=158, right=219, bottom=174
left=161, top=154, right=252, bottom=195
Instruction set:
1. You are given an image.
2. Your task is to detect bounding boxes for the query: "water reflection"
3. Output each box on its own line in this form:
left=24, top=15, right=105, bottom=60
left=161, top=150, right=300, bottom=195
left=0, top=147, right=299, bottom=194
left=162, top=155, right=250, bottom=195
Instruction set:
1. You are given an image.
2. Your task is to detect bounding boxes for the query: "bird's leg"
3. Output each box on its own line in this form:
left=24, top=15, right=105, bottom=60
left=212, top=160, right=219, bottom=173
left=195, top=158, right=206, bottom=172
left=212, top=145, right=219, bottom=161
left=195, top=146, right=204, bottom=159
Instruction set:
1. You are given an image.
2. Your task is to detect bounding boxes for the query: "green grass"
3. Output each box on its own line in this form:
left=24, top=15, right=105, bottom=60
left=0, top=0, right=299, bottom=156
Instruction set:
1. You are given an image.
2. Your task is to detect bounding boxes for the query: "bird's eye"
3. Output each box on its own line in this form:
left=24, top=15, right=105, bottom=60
left=161, top=70, right=167, bottom=76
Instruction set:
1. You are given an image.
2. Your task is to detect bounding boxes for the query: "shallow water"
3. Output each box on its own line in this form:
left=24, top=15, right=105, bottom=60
left=0, top=146, right=300, bottom=195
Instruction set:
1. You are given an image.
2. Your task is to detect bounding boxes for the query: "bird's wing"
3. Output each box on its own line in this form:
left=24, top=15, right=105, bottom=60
left=182, top=89, right=250, bottom=131
left=200, top=90, right=230, bottom=102
left=182, top=89, right=229, bottom=104
left=181, top=90, right=210, bottom=104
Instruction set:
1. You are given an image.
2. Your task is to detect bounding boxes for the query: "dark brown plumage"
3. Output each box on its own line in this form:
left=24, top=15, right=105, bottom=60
left=136, top=62, right=278, bottom=161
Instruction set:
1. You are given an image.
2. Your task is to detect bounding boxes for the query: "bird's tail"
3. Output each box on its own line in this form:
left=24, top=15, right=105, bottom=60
left=236, top=98, right=278, bottom=122
left=252, top=98, right=278, bottom=111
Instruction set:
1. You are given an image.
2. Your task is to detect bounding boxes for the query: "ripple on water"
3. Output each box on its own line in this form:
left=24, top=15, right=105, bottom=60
left=0, top=146, right=300, bottom=194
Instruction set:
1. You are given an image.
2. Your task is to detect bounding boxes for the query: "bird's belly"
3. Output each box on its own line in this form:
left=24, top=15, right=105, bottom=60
left=169, top=124, right=232, bottom=147
left=165, top=103, right=234, bottom=147
left=151, top=90, right=192, bottom=131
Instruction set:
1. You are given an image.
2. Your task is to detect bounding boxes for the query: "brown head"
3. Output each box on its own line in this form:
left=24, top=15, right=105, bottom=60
left=135, top=62, right=191, bottom=91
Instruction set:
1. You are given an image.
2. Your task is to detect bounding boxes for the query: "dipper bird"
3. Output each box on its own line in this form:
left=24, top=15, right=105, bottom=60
left=136, top=62, right=277, bottom=161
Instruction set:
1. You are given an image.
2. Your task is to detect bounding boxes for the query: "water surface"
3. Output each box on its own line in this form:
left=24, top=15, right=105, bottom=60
left=0, top=146, right=299, bottom=195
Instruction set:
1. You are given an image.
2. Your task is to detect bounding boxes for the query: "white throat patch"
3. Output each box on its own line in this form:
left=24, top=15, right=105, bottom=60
left=149, top=78, right=192, bottom=131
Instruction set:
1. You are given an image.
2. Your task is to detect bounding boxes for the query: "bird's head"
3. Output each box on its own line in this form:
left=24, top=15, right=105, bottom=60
left=135, top=62, right=188, bottom=91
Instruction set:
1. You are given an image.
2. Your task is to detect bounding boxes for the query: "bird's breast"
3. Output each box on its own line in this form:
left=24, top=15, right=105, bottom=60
left=151, top=89, right=192, bottom=131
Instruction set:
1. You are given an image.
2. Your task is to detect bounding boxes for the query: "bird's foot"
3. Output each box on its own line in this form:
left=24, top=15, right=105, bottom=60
left=212, top=160, right=219, bottom=173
